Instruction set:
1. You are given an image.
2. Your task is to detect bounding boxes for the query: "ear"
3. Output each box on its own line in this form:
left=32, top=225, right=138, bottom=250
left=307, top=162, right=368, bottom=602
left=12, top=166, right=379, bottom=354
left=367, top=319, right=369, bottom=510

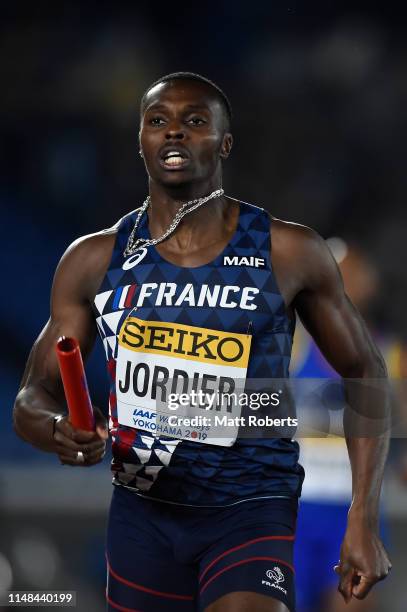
left=138, top=129, right=144, bottom=158
left=220, top=133, right=233, bottom=159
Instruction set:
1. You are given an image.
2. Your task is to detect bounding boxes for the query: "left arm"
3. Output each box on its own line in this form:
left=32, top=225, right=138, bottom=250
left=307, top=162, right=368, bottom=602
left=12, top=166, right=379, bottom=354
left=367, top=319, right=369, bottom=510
left=274, top=223, right=392, bottom=602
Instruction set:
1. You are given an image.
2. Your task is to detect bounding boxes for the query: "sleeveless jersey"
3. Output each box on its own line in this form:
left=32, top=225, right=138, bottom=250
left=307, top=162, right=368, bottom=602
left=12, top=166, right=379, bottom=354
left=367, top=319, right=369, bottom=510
left=93, top=200, right=304, bottom=506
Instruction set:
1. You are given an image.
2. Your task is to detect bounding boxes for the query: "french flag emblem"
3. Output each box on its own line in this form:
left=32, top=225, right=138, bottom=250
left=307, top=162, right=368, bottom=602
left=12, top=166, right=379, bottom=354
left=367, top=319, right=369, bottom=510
left=112, top=284, right=136, bottom=310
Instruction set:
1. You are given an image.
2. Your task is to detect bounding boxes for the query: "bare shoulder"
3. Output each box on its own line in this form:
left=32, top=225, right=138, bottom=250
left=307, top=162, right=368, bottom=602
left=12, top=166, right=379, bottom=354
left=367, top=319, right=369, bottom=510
left=268, top=215, right=341, bottom=302
left=54, top=221, right=121, bottom=303
left=269, top=216, right=325, bottom=259
left=64, top=227, right=117, bottom=270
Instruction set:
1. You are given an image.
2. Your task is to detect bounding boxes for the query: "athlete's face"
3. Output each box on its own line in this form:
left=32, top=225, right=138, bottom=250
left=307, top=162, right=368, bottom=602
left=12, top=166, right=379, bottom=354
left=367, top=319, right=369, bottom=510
left=139, top=80, right=232, bottom=187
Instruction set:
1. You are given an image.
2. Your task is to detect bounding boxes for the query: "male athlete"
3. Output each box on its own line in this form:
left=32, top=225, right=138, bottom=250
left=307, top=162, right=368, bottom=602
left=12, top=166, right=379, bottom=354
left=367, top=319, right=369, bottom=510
left=14, top=73, right=391, bottom=612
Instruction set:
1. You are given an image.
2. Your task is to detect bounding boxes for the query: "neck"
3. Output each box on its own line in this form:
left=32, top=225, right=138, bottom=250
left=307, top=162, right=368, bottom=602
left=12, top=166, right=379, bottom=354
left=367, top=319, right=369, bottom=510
left=146, top=175, right=227, bottom=251
left=149, top=172, right=221, bottom=214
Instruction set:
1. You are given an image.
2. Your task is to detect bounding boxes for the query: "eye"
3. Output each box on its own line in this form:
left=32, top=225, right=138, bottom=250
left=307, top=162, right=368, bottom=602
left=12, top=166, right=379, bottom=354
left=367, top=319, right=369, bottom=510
left=187, top=116, right=206, bottom=126
left=149, top=116, right=166, bottom=126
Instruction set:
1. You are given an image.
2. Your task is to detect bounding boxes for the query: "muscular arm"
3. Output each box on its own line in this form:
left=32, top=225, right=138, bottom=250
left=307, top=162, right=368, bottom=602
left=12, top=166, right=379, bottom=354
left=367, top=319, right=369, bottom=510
left=13, top=231, right=115, bottom=457
left=271, top=221, right=391, bottom=600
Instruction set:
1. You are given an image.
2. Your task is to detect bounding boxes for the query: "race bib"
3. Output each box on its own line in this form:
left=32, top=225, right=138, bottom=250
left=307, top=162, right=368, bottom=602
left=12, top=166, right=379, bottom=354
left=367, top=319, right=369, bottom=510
left=116, top=316, right=252, bottom=446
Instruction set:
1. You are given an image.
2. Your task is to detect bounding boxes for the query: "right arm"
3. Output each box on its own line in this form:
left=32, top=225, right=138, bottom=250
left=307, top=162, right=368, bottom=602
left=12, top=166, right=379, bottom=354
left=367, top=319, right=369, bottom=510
left=13, top=231, right=115, bottom=464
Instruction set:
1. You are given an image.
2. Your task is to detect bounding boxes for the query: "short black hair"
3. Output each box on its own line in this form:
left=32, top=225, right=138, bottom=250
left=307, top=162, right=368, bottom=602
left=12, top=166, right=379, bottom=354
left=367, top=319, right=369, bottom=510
left=140, top=72, right=232, bottom=129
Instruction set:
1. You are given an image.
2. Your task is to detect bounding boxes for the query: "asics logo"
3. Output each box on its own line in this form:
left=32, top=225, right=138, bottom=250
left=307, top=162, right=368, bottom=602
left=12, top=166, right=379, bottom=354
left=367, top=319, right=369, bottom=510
left=123, top=248, right=148, bottom=269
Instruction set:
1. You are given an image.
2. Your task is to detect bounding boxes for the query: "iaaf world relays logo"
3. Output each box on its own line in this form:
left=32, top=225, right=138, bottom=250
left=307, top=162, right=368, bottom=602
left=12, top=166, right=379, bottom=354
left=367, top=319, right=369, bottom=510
left=262, top=567, right=287, bottom=596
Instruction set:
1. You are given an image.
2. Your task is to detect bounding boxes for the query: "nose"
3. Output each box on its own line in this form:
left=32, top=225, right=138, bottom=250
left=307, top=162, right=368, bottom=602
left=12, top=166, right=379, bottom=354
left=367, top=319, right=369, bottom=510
left=165, top=120, right=185, bottom=140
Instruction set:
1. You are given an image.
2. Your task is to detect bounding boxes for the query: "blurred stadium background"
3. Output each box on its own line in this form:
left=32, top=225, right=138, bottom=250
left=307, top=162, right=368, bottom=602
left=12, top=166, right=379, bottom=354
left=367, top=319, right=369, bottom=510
left=1, top=3, right=406, bottom=611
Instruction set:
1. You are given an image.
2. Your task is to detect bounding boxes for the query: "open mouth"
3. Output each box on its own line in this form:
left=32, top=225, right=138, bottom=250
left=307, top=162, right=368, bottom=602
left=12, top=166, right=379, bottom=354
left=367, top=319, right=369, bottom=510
left=160, top=149, right=190, bottom=170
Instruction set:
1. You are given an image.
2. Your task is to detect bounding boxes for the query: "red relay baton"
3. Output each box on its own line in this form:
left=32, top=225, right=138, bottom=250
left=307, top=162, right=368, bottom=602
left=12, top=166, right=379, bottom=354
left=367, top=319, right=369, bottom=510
left=55, top=336, right=95, bottom=431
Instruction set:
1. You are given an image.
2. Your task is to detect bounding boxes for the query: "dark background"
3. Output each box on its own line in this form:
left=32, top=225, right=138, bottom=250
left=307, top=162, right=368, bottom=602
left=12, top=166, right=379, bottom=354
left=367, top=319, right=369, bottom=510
left=1, top=3, right=406, bottom=611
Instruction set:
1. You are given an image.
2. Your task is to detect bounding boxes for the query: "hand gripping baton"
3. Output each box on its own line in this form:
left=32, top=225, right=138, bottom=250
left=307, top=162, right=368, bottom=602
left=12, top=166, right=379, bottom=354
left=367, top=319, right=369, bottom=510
left=55, top=336, right=95, bottom=431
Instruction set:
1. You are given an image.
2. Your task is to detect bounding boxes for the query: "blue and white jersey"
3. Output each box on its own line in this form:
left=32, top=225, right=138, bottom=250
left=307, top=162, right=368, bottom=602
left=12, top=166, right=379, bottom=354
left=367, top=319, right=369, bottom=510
left=93, top=199, right=304, bottom=506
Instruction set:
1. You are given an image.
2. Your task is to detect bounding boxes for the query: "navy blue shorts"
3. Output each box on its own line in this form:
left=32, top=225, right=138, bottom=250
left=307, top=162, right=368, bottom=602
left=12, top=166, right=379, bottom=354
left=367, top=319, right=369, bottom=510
left=106, top=485, right=297, bottom=611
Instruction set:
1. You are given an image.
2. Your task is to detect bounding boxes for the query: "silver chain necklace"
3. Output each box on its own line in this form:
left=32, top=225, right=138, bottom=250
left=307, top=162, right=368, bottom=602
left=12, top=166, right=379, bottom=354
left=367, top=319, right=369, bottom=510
left=123, top=188, right=224, bottom=257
